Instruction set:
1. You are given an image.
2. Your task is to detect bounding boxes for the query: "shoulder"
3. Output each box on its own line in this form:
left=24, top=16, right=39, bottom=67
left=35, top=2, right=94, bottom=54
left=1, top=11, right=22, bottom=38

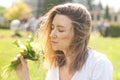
left=86, top=49, right=113, bottom=79
left=86, top=49, right=112, bottom=66
left=87, top=49, right=112, bottom=64
left=45, top=67, right=59, bottom=80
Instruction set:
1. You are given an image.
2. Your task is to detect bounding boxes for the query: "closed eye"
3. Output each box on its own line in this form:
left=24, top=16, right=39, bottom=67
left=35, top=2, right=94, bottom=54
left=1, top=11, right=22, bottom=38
left=51, top=24, right=65, bottom=32
left=58, top=28, right=65, bottom=32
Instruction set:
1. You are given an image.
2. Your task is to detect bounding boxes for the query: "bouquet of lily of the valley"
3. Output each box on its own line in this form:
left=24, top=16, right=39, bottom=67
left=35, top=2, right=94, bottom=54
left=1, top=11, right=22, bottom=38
left=1, top=36, right=44, bottom=79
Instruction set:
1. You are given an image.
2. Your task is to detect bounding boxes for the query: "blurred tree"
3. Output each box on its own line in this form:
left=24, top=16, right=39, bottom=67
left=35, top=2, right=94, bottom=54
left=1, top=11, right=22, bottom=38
left=42, top=0, right=73, bottom=14
left=4, top=1, right=31, bottom=22
left=73, top=0, right=87, bottom=7
left=73, top=0, right=94, bottom=10
left=43, top=0, right=58, bottom=14
left=0, top=6, right=6, bottom=27
left=104, top=5, right=111, bottom=21
left=98, top=0, right=103, bottom=10
left=87, top=0, right=94, bottom=10
left=0, top=6, right=6, bottom=15
left=58, top=0, right=72, bottom=4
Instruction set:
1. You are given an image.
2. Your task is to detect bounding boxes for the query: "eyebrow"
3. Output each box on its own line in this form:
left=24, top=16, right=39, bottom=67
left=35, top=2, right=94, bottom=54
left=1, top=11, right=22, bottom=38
left=57, top=25, right=65, bottom=28
left=52, top=24, right=65, bottom=28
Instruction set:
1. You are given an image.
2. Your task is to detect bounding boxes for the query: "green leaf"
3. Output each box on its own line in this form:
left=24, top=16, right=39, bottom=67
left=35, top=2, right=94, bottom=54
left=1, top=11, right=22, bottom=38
left=13, top=40, right=26, bottom=49
left=25, top=42, right=32, bottom=52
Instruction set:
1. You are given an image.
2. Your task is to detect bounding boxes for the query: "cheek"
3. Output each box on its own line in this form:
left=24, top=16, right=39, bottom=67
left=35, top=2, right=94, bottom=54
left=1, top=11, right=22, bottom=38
left=58, top=28, right=74, bottom=45
left=60, top=33, right=73, bottom=44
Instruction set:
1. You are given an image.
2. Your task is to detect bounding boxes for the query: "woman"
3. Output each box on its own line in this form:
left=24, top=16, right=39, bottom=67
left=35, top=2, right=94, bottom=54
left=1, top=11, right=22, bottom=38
left=14, top=3, right=113, bottom=80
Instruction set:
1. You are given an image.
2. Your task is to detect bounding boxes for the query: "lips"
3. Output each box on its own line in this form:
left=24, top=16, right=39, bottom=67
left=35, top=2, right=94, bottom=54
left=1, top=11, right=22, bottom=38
left=51, top=41, right=58, bottom=44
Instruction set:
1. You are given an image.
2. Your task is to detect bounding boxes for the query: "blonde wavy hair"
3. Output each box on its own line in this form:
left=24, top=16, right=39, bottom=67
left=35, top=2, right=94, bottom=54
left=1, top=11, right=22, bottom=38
left=39, top=3, right=92, bottom=72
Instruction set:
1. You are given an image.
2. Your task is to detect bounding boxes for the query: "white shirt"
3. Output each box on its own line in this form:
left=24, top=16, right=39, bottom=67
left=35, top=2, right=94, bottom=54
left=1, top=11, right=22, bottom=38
left=46, top=49, right=113, bottom=80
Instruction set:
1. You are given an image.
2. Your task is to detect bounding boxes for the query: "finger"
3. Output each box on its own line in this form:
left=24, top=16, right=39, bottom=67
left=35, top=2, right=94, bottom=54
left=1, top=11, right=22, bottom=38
left=11, top=53, right=21, bottom=63
left=11, top=57, right=18, bottom=63
left=19, top=54, right=27, bottom=66
left=19, top=52, right=27, bottom=64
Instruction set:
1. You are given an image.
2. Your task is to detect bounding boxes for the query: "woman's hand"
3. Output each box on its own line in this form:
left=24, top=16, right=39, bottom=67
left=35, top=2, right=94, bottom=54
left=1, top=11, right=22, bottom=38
left=11, top=53, right=30, bottom=80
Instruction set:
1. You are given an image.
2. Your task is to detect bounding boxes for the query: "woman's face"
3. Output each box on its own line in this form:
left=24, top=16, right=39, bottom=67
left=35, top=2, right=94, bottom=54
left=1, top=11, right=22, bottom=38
left=50, top=14, right=74, bottom=51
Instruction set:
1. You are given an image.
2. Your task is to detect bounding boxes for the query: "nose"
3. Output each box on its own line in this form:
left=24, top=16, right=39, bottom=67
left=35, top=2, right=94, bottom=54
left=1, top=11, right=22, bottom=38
left=50, top=29, right=57, bottom=39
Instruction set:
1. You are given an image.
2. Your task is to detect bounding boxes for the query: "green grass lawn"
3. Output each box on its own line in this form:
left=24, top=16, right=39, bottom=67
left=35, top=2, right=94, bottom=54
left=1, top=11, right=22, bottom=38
left=0, top=29, right=120, bottom=80
left=0, top=29, right=47, bottom=80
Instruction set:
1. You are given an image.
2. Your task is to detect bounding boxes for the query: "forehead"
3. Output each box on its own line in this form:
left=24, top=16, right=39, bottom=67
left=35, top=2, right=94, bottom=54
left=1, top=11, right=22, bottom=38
left=52, top=14, right=72, bottom=28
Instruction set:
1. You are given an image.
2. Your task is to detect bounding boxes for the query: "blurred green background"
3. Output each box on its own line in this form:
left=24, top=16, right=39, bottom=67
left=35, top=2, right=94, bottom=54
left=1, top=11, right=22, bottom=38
left=0, top=29, right=120, bottom=80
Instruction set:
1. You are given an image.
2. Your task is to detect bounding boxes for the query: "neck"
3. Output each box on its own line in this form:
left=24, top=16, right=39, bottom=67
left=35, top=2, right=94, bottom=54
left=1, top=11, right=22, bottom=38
left=62, top=49, right=71, bottom=67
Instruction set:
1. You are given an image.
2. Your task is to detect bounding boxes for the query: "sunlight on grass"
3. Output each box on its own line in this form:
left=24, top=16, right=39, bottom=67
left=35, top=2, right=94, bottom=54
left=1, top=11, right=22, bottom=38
left=0, top=29, right=47, bottom=80
left=0, top=30, right=120, bottom=80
